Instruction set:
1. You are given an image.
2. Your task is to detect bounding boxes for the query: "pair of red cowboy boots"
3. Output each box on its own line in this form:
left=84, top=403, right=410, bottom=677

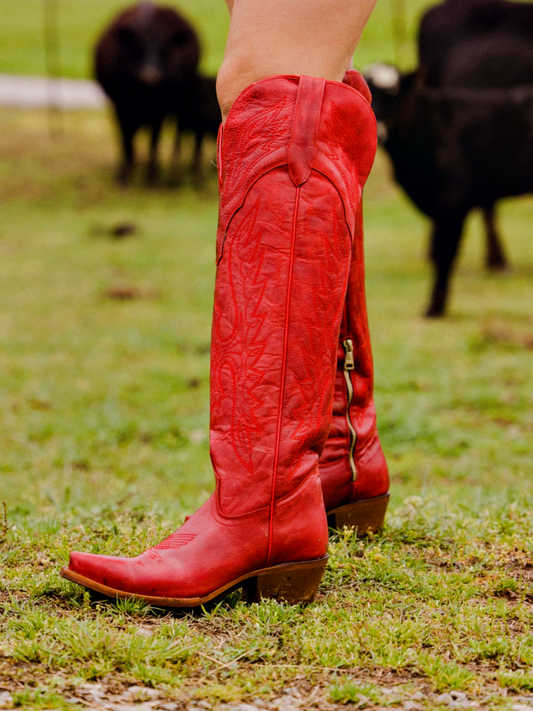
left=61, top=70, right=389, bottom=607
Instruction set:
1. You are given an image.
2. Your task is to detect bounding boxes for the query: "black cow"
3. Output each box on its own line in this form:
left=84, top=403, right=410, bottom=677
left=418, top=0, right=533, bottom=273
left=95, top=1, right=200, bottom=184
left=419, top=0, right=533, bottom=88
left=366, top=64, right=533, bottom=317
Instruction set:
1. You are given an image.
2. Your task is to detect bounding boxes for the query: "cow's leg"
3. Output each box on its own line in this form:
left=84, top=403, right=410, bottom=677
left=116, top=110, right=137, bottom=185
left=426, top=214, right=466, bottom=318
left=169, top=121, right=183, bottom=186
left=482, top=204, right=509, bottom=271
left=146, top=117, right=164, bottom=185
left=192, top=131, right=204, bottom=186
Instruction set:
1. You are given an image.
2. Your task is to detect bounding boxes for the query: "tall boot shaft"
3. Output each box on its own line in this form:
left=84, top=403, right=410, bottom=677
left=211, top=74, right=378, bottom=525
left=319, top=70, right=390, bottom=518
left=62, top=74, right=378, bottom=605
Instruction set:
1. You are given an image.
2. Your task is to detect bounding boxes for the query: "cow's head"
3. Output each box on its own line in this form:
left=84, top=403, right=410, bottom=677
left=114, top=2, right=200, bottom=86
left=363, top=64, right=414, bottom=142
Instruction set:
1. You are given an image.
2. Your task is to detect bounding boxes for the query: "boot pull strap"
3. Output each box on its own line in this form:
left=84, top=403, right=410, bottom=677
left=287, top=75, right=326, bottom=186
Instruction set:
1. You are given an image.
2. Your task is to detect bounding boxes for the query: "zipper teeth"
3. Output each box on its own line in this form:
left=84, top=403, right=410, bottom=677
left=343, top=340, right=358, bottom=482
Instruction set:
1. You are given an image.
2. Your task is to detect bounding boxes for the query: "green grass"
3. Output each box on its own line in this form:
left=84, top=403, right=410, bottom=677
left=1, top=89, right=533, bottom=708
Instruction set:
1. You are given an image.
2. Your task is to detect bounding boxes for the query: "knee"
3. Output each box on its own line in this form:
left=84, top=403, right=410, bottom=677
left=216, top=58, right=260, bottom=122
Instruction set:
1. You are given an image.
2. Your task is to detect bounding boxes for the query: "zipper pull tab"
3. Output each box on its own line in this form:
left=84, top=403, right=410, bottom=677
left=343, top=338, right=355, bottom=371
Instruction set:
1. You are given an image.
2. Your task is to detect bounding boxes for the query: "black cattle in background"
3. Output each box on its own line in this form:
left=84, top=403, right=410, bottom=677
left=418, top=0, right=533, bottom=273
left=419, top=0, right=533, bottom=88
left=365, top=64, right=533, bottom=317
left=95, top=1, right=200, bottom=184
left=173, top=74, right=221, bottom=185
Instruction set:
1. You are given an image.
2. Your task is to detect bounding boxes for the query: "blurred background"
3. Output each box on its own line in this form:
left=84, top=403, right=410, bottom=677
left=0, top=0, right=532, bottom=524
left=0, top=0, right=427, bottom=78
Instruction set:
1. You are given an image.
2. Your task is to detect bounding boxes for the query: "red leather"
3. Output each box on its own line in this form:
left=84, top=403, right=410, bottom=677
left=66, top=74, right=377, bottom=600
left=319, top=70, right=390, bottom=513
left=343, top=69, right=373, bottom=105
left=287, top=75, right=325, bottom=186
left=69, top=476, right=325, bottom=599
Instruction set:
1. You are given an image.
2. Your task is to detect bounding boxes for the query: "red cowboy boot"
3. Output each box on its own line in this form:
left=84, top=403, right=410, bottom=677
left=318, top=70, right=390, bottom=535
left=61, top=74, right=377, bottom=607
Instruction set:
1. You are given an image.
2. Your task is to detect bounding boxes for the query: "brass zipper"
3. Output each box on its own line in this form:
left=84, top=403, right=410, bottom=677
left=342, top=338, right=358, bottom=482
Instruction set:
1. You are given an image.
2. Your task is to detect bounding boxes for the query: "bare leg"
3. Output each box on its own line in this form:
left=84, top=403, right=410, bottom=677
left=217, top=0, right=377, bottom=120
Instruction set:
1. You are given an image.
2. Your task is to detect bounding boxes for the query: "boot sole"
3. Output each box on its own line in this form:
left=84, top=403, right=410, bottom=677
left=60, top=556, right=328, bottom=608
left=327, top=493, right=390, bottom=534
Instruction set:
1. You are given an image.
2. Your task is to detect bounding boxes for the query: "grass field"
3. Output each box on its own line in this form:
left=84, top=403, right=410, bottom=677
left=1, top=98, right=533, bottom=709
left=1, top=0, right=533, bottom=707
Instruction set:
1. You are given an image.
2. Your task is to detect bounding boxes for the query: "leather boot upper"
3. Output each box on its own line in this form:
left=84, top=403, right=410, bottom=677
left=65, top=74, right=378, bottom=598
left=319, top=70, right=390, bottom=512
left=211, top=74, right=378, bottom=526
